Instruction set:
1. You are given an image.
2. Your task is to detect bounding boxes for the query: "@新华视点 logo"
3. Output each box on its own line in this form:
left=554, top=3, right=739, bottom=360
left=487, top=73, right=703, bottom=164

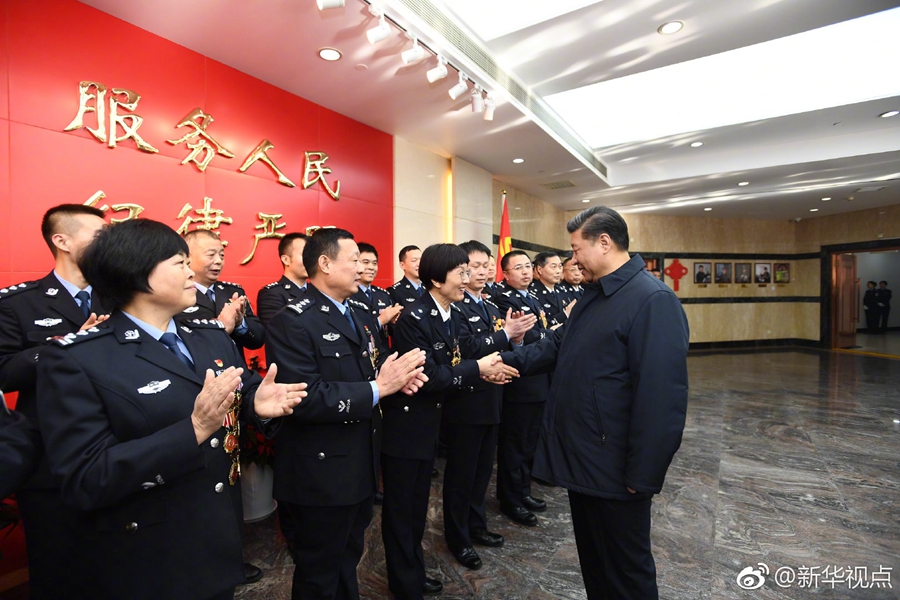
left=736, top=563, right=769, bottom=590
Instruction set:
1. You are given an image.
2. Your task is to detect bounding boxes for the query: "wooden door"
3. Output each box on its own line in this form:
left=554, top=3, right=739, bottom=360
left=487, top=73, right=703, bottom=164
left=832, top=253, right=858, bottom=348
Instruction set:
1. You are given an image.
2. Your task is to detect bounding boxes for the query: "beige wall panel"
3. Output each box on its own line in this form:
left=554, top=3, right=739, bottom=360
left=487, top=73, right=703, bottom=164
left=796, top=204, right=900, bottom=252
left=452, top=157, right=493, bottom=225
left=394, top=137, right=448, bottom=216
left=393, top=207, right=448, bottom=280
left=795, top=303, right=821, bottom=341
left=665, top=258, right=819, bottom=298
left=684, top=303, right=809, bottom=343
left=493, top=181, right=569, bottom=250
left=454, top=219, right=493, bottom=246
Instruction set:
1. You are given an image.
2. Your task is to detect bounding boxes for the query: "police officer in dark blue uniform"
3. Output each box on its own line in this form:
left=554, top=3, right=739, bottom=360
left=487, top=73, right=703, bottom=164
left=181, top=229, right=265, bottom=355
left=388, top=245, right=424, bottom=308
left=36, top=219, right=305, bottom=600
left=353, top=242, right=403, bottom=347
left=265, top=228, right=427, bottom=600
left=0, top=203, right=107, bottom=599
left=381, top=243, right=519, bottom=599
left=442, top=240, right=535, bottom=571
left=530, top=251, right=571, bottom=328
left=257, top=232, right=308, bottom=328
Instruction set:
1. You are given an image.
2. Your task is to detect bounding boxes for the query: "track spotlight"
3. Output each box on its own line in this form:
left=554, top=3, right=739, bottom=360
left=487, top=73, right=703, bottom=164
left=483, top=95, right=495, bottom=121
left=426, top=56, right=448, bottom=83
left=366, top=16, right=390, bottom=44
left=448, top=72, right=468, bottom=100
left=316, top=0, right=345, bottom=9
left=471, top=85, right=484, bottom=113
left=401, top=36, right=426, bottom=65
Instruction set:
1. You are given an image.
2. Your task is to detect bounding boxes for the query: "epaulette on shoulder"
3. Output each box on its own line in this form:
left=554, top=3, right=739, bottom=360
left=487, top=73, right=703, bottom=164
left=286, top=297, right=314, bottom=315
left=389, top=281, right=402, bottom=289
left=183, top=318, right=226, bottom=329
left=0, top=281, right=38, bottom=299
left=410, top=308, right=422, bottom=320
left=348, top=298, right=368, bottom=310
left=219, top=281, right=243, bottom=290
left=264, top=281, right=280, bottom=289
left=485, top=299, right=499, bottom=309
left=450, top=303, right=461, bottom=312
left=52, top=326, right=112, bottom=347
left=372, top=285, right=387, bottom=293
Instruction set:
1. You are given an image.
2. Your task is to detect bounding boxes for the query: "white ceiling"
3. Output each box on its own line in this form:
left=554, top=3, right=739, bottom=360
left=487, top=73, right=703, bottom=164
left=80, top=0, right=900, bottom=221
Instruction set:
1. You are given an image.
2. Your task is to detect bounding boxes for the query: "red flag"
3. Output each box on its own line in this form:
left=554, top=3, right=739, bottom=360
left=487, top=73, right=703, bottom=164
left=496, top=191, right=511, bottom=283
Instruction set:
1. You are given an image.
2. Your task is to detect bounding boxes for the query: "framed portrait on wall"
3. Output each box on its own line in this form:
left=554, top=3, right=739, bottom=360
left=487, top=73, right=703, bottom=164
left=735, top=263, right=752, bottom=283
left=774, top=263, right=790, bottom=283
left=755, top=263, right=772, bottom=283
left=714, top=263, right=732, bottom=284
left=694, top=262, right=712, bottom=283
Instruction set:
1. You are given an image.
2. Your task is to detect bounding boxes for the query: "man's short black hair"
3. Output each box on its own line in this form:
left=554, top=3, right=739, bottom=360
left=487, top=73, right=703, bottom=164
left=880, top=280, right=888, bottom=286
left=278, top=232, right=307, bottom=261
left=562, top=256, right=574, bottom=267
left=533, top=251, right=560, bottom=269
left=40, top=204, right=105, bottom=257
left=566, top=206, right=629, bottom=251
left=399, top=245, right=420, bottom=263
left=357, top=242, right=378, bottom=258
left=303, top=228, right=354, bottom=278
left=79, top=219, right=189, bottom=311
left=500, top=250, right=529, bottom=271
left=420, top=244, right=469, bottom=290
left=458, top=240, right=491, bottom=259
left=868, top=280, right=877, bottom=287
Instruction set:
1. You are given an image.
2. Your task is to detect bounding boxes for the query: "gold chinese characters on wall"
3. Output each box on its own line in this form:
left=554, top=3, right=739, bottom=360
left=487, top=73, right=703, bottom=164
left=64, top=81, right=341, bottom=199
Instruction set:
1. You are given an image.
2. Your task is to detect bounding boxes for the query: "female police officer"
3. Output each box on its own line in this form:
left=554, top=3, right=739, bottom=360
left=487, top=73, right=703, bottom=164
left=36, top=219, right=305, bottom=600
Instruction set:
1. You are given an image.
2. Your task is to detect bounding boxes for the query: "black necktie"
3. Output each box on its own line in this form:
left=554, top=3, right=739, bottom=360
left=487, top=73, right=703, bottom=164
left=159, top=333, right=195, bottom=370
left=477, top=300, right=489, bottom=322
left=75, top=290, right=91, bottom=319
left=206, top=288, right=216, bottom=304
left=415, top=286, right=424, bottom=297
left=365, top=288, right=373, bottom=304
left=444, top=318, right=451, bottom=337
left=342, top=304, right=358, bottom=336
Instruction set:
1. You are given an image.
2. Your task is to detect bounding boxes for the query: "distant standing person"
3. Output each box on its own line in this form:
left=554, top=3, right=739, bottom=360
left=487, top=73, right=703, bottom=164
left=864, top=281, right=880, bottom=333
left=877, top=280, right=891, bottom=333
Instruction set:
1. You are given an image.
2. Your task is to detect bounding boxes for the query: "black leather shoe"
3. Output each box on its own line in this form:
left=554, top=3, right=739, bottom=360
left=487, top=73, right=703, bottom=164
left=453, top=546, right=483, bottom=570
left=423, top=577, right=444, bottom=595
left=501, top=505, right=538, bottom=527
left=243, top=562, right=263, bottom=584
left=470, top=527, right=504, bottom=548
left=374, top=491, right=384, bottom=505
left=431, top=468, right=440, bottom=479
left=523, top=495, right=547, bottom=512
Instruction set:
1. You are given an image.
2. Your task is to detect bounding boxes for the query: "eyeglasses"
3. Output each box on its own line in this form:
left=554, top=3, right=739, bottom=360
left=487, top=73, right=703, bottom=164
left=455, top=268, right=472, bottom=279
left=505, top=263, right=533, bottom=272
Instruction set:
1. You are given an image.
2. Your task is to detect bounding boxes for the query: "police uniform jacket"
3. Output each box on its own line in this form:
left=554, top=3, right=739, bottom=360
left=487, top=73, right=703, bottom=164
left=388, top=277, right=423, bottom=309
left=265, top=284, right=387, bottom=507
left=381, top=292, right=508, bottom=460
left=180, top=281, right=265, bottom=351
left=353, top=284, right=393, bottom=346
left=0, top=396, right=41, bottom=499
left=443, top=294, right=505, bottom=425
left=257, top=276, right=307, bottom=328
left=501, top=254, right=689, bottom=500
left=35, top=310, right=273, bottom=600
left=0, top=272, right=109, bottom=489
left=558, top=282, right=584, bottom=305
left=493, top=287, right=550, bottom=403
left=530, top=280, right=570, bottom=327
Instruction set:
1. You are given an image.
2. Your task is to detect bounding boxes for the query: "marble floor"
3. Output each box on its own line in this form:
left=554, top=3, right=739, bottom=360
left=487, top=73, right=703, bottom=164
left=237, top=350, right=900, bottom=600
left=851, top=332, right=900, bottom=358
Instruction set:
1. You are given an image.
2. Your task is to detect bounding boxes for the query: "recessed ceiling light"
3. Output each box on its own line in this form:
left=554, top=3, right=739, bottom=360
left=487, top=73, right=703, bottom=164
left=582, top=199, right=590, bottom=203
left=810, top=208, right=819, bottom=212
left=880, top=110, right=899, bottom=118
left=512, top=158, right=524, bottom=164
left=821, top=197, right=832, bottom=201
left=318, top=48, right=342, bottom=61
left=317, top=0, right=345, bottom=8
left=658, top=21, right=684, bottom=35
left=690, top=142, right=703, bottom=148
left=354, top=64, right=368, bottom=71
left=738, top=181, right=749, bottom=186
left=703, top=207, right=712, bottom=211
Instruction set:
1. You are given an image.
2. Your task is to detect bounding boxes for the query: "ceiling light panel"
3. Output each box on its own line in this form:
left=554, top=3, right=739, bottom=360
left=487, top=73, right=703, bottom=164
left=433, top=0, right=603, bottom=42
left=545, top=7, right=900, bottom=148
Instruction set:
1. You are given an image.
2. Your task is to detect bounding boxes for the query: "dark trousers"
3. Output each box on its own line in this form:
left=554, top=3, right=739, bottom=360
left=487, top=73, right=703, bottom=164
left=381, top=453, right=435, bottom=600
left=568, top=490, right=658, bottom=600
left=281, top=496, right=374, bottom=600
left=17, top=488, right=93, bottom=600
left=496, top=401, right=544, bottom=509
left=865, top=308, right=880, bottom=333
left=207, top=587, right=236, bottom=600
left=278, top=502, right=297, bottom=549
left=442, top=423, right=498, bottom=553
left=879, top=307, right=890, bottom=332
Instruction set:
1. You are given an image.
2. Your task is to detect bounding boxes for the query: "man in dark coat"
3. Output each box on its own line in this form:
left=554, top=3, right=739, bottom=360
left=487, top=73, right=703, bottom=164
left=877, top=280, right=891, bottom=333
left=257, top=232, right=308, bottom=328
left=0, top=203, right=107, bottom=598
left=864, top=281, right=880, bottom=333
left=181, top=229, right=265, bottom=355
left=265, top=228, right=427, bottom=600
left=0, top=391, right=41, bottom=499
left=353, top=242, right=403, bottom=346
left=501, top=206, right=689, bottom=600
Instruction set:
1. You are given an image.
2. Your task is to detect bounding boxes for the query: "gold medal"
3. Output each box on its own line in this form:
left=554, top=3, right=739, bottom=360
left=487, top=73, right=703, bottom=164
left=540, top=310, right=548, bottom=329
left=228, top=459, right=241, bottom=485
left=223, top=388, right=243, bottom=485
left=364, top=325, right=378, bottom=371
left=492, top=316, right=503, bottom=332
left=224, top=433, right=238, bottom=453
left=451, top=341, right=461, bottom=367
